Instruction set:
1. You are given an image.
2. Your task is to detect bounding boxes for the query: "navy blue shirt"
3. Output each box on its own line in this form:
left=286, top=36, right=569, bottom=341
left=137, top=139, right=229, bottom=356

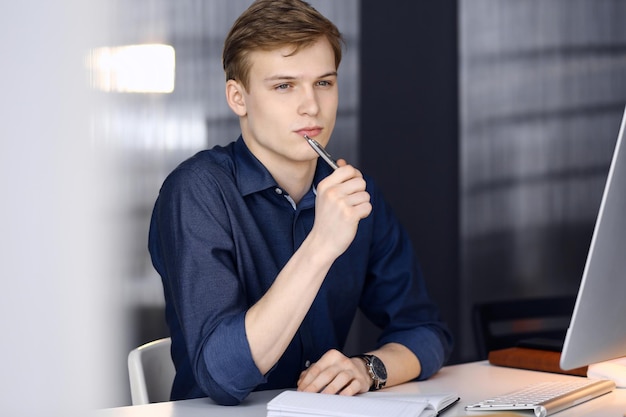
left=148, top=137, right=453, bottom=405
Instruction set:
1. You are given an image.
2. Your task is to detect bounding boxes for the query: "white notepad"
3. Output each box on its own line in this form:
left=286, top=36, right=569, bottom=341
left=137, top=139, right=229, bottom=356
left=266, top=390, right=459, bottom=417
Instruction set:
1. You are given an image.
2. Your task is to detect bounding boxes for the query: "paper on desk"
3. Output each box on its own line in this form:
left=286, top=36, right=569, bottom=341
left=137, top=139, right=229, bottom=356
left=361, top=390, right=459, bottom=411
left=266, top=390, right=436, bottom=417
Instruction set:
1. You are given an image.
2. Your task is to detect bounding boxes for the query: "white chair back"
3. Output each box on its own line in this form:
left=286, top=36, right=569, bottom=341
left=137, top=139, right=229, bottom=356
left=127, top=337, right=175, bottom=405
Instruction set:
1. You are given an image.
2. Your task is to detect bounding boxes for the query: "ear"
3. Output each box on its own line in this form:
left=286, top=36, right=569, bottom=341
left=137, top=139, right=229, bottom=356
left=225, top=79, right=247, bottom=117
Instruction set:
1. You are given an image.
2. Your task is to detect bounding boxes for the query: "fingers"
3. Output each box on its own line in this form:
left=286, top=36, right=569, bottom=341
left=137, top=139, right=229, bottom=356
left=310, top=162, right=372, bottom=259
left=297, top=350, right=370, bottom=396
left=320, top=162, right=364, bottom=191
left=318, top=164, right=372, bottom=220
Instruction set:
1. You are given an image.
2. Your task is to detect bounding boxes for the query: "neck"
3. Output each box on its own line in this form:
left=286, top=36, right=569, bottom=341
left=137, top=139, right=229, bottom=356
left=269, top=161, right=316, bottom=204
left=240, top=132, right=317, bottom=204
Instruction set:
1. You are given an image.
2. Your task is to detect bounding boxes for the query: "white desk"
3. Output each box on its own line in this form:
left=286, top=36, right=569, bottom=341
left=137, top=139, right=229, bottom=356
left=95, top=361, right=625, bottom=416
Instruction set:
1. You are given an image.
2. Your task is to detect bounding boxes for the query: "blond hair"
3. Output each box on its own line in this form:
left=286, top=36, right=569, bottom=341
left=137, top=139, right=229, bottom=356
left=223, top=0, right=343, bottom=90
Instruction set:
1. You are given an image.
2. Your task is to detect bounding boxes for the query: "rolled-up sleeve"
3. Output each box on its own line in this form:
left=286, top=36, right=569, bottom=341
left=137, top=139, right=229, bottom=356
left=199, top=314, right=266, bottom=404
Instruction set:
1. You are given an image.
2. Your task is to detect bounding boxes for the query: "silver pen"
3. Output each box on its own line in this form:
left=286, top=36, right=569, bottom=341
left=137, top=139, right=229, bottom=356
left=303, top=134, right=339, bottom=170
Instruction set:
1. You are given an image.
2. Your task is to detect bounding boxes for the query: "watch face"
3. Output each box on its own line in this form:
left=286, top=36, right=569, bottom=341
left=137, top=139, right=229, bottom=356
left=371, top=356, right=387, bottom=380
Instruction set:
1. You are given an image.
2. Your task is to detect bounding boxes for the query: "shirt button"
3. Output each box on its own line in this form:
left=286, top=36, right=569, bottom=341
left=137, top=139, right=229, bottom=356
left=274, top=187, right=283, bottom=195
left=305, top=360, right=311, bottom=368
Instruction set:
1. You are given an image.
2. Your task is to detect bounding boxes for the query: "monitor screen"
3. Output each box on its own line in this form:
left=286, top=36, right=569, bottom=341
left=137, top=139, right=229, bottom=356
left=560, top=106, right=626, bottom=371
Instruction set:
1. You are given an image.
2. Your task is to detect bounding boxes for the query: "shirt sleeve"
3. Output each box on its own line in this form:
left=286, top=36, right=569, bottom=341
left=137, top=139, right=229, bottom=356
left=150, top=165, right=266, bottom=405
left=359, top=180, right=454, bottom=379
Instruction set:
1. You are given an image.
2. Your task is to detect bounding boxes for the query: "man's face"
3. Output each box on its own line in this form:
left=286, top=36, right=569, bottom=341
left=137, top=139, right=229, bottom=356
left=236, top=37, right=339, bottom=168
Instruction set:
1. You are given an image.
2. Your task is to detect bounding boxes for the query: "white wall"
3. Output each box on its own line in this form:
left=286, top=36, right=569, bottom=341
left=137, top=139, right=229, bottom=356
left=1, top=1, right=127, bottom=414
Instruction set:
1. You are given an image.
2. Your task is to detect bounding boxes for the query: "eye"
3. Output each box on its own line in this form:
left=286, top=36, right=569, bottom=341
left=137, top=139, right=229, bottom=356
left=275, top=83, right=291, bottom=91
left=316, top=80, right=334, bottom=88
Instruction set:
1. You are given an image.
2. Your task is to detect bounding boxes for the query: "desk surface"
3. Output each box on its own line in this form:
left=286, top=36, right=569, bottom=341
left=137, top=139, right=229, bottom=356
left=95, top=361, right=625, bottom=416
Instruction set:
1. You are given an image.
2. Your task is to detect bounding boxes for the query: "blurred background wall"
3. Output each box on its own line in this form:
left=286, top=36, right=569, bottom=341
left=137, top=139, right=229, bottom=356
left=360, top=0, right=626, bottom=365
left=4, top=0, right=626, bottom=412
left=458, top=0, right=626, bottom=361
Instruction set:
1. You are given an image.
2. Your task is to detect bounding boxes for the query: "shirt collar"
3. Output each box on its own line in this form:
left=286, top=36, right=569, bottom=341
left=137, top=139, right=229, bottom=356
left=233, top=136, right=278, bottom=197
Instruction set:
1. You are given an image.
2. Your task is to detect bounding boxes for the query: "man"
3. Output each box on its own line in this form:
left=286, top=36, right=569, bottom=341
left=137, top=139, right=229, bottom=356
left=149, top=0, right=453, bottom=406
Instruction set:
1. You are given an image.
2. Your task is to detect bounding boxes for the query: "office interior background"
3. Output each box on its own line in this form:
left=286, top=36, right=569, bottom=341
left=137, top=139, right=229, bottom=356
left=3, top=0, right=626, bottom=413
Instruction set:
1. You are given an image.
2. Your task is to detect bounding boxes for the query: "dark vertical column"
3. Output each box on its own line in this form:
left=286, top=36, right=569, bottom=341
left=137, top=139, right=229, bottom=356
left=359, top=1, right=461, bottom=363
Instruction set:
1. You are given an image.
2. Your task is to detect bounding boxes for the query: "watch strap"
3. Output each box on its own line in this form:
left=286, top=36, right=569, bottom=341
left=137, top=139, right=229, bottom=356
left=352, top=354, right=387, bottom=391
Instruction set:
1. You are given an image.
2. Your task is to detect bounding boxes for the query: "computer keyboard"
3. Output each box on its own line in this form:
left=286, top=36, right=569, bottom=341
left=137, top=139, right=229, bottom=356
left=465, top=378, right=615, bottom=417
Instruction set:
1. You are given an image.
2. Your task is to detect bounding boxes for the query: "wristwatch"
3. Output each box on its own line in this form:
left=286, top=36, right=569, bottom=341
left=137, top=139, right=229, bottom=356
left=352, top=354, right=387, bottom=391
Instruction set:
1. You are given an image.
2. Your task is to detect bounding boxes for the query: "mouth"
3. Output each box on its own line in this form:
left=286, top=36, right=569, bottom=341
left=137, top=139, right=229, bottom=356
left=296, top=127, right=322, bottom=138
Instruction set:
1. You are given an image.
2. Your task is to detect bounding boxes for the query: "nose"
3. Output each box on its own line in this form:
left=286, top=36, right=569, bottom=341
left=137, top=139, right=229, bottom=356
left=297, top=86, right=320, bottom=117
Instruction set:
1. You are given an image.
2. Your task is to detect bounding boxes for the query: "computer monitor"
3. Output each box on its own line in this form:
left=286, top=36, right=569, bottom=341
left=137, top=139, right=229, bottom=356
left=560, top=106, right=626, bottom=371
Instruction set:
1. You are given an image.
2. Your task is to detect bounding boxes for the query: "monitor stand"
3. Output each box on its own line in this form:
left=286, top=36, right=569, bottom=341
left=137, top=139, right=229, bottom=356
left=587, top=357, right=626, bottom=388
